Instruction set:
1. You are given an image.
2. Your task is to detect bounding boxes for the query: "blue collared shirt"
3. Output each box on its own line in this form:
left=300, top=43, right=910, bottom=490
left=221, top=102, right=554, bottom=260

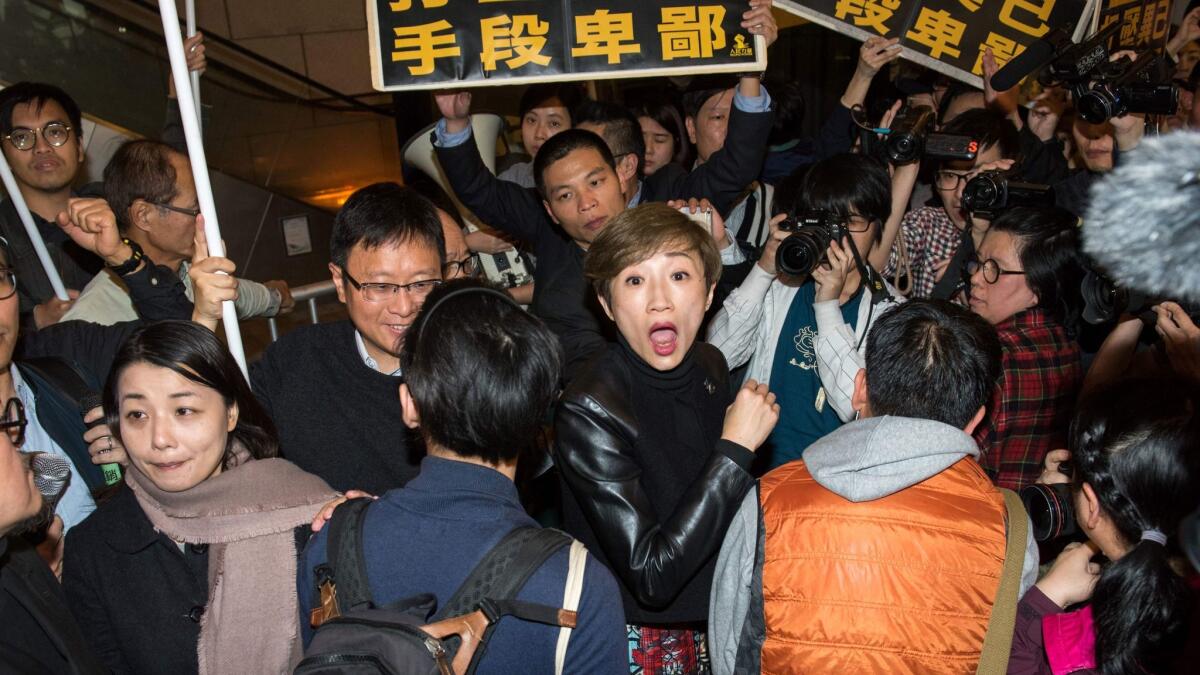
left=12, top=366, right=96, bottom=531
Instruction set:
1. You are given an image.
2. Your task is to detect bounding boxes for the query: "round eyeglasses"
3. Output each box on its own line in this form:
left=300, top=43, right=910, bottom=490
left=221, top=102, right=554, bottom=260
left=0, top=268, right=16, bottom=301
left=966, top=257, right=1025, bottom=284
left=3, top=122, right=73, bottom=151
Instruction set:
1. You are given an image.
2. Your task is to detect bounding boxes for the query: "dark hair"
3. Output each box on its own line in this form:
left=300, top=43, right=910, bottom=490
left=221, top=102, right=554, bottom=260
left=940, top=108, right=1021, bottom=161
left=771, top=164, right=813, bottom=217
left=533, top=128, right=616, bottom=198
left=766, top=80, right=806, bottom=146
left=865, top=299, right=1002, bottom=428
left=802, top=153, right=892, bottom=243
left=988, top=207, right=1086, bottom=333
left=681, top=75, right=739, bottom=119
left=330, top=183, right=444, bottom=269
left=571, top=100, right=644, bottom=174
left=103, top=140, right=180, bottom=232
left=401, top=279, right=562, bottom=464
left=1069, top=378, right=1200, bottom=675
left=104, top=321, right=280, bottom=468
left=0, top=82, right=83, bottom=136
left=630, top=97, right=691, bottom=168
left=518, top=83, right=585, bottom=121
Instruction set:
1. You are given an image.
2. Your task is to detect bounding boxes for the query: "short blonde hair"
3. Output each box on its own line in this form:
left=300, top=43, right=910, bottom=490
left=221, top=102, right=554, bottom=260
left=584, top=202, right=722, bottom=305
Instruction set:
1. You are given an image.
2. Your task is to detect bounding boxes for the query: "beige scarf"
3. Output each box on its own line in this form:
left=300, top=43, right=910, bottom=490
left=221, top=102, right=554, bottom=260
left=125, top=444, right=337, bottom=675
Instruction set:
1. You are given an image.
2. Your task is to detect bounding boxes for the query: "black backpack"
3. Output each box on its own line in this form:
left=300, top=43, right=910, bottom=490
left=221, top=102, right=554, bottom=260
left=296, top=498, right=582, bottom=674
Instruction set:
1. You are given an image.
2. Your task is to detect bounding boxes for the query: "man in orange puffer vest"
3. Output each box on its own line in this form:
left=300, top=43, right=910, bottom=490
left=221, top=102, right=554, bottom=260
left=709, top=300, right=1039, bottom=674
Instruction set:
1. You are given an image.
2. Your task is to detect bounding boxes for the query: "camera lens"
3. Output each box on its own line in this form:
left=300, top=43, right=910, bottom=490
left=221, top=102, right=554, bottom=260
left=1019, top=483, right=1079, bottom=542
left=1078, top=88, right=1118, bottom=124
left=776, top=228, right=831, bottom=277
left=961, top=177, right=997, bottom=212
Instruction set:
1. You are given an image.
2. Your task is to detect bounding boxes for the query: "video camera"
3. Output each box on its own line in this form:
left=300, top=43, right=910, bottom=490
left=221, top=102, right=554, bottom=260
left=884, top=105, right=978, bottom=165
left=960, top=170, right=1055, bottom=219
left=1037, top=21, right=1178, bottom=125
left=1080, top=269, right=1200, bottom=326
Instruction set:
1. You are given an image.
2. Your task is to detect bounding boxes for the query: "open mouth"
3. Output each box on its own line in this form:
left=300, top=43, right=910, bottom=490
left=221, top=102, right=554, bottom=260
left=649, top=322, right=678, bottom=357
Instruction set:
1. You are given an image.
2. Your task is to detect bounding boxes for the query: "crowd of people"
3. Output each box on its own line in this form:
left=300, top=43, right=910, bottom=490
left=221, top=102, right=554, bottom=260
left=2, top=1, right=1200, bottom=673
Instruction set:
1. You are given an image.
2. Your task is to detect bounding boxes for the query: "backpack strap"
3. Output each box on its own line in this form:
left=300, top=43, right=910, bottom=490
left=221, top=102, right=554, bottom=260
left=554, top=540, right=588, bottom=675
left=432, top=526, right=571, bottom=622
left=324, top=497, right=376, bottom=613
left=15, top=357, right=106, bottom=491
left=977, top=488, right=1030, bottom=675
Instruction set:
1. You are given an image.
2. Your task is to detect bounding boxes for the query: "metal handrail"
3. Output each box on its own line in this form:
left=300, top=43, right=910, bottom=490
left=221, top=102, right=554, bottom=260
left=267, top=280, right=338, bottom=342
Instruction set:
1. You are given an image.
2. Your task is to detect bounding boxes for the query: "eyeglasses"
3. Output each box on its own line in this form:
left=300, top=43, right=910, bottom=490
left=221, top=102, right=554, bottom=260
left=152, top=202, right=201, bottom=219
left=341, top=267, right=442, bottom=303
left=0, top=398, right=27, bottom=446
left=843, top=215, right=875, bottom=233
left=3, top=122, right=73, bottom=151
left=935, top=170, right=971, bottom=191
left=442, top=256, right=478, bottom=280
left=966, top=257, right=1025, bottom=284
left=0, top=268, right=16, bottom=300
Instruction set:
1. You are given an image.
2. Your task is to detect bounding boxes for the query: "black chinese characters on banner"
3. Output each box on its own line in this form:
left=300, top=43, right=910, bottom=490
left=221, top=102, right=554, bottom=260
left=369, top=0, right=767, bottom=91
left=775, top=0, right=1088, bottom=86
left=1098, top=0, right=1172, bottom=52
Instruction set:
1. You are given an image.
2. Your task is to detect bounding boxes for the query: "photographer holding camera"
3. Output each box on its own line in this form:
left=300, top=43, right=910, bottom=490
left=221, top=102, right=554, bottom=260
left=708, top=153, right=904, bottom=470
left=1009, top=378, right=1200, bottom=675
left=1083, top=300, right=1200, bottom=394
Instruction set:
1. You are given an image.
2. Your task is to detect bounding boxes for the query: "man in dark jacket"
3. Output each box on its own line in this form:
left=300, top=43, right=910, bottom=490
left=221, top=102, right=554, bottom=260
left=0, top=388, right=104, bottom=674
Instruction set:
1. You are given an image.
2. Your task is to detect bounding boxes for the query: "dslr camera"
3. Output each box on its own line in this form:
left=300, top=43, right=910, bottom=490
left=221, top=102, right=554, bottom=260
left=960, top=170, right=1055, bottom=218
left=775, top=210, right=849, bottom=277
left=885, top=105, right=979, bottom=165
left=1019, top=461, right=1078, bottom=543
left=1080, top=269, right=1200, bottom=326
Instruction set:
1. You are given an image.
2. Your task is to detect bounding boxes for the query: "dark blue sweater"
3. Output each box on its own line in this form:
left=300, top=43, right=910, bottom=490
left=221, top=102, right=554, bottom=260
left=298, top=456, right=627, bottom=674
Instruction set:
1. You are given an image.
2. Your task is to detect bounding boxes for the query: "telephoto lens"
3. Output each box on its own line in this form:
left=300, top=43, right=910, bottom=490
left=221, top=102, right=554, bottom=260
left=774, top=211, right=839, bottom=277
left=1020, top=482, right=1078, bottom=542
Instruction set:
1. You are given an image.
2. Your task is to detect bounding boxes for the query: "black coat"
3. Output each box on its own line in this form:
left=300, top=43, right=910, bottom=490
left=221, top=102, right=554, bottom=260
left=61, top=487, right=309, bottom=675
left=0, top=536, right=105, bottom=674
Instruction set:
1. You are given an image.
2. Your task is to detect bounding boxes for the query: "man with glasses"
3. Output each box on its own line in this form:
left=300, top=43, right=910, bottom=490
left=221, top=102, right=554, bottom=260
left=1, top=388, right=105, bottom=673
left=0, top=82, right=99, bottom=331
left=58, top=139, right=293, bottom=325
left=882, top=108, right=1021, bottom=301
left=200, top=183, right=449, bottom=494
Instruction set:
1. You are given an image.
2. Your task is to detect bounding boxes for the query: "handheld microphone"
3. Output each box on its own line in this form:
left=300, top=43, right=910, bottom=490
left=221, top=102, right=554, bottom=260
left=31, top=452, right=71, bottom=515
left=80, top=392, right=122, bottom=485
left=1083, top=132, right=1200, bottom=301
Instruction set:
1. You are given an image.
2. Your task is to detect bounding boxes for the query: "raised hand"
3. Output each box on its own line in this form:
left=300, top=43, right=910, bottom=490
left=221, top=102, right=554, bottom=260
left=188, top=216, right=238, bottom=330
left=434, top=90, right=472, bottom=134
left=721, top=379, right=780, bottom=451
left=56, top=198, right=130, bottom=266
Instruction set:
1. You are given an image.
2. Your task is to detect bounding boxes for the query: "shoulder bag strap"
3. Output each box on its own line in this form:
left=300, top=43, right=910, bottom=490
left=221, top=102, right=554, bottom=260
left=930, top=227, right=975, bottom=301
left=554, top=540, right=588, bottom=675
left=977, top=488, right=1030, bottom=675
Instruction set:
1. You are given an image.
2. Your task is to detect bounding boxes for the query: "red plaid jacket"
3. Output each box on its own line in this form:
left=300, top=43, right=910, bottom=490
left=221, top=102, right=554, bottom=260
left=975, top=308, right=1083, bottom=490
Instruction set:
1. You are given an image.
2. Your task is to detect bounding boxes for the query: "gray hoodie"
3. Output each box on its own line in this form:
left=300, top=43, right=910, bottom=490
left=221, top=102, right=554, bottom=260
left=707, top=416, right=1039, bottom=675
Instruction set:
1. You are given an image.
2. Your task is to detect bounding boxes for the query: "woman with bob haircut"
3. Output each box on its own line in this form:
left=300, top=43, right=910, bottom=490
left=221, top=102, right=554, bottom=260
left=62, top=321, right=337, bottom=674
left=555, top=202, right=779, bottom=670
left=1009, top=377, right=1200, bottom=674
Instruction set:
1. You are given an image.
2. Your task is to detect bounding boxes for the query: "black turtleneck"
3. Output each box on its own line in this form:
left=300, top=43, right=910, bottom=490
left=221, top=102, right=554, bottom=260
left=556, top=338, right=754, bottom=626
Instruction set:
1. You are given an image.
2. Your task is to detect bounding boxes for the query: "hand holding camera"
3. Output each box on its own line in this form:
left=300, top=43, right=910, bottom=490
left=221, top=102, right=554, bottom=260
left=812, top=238, right=855, bottom=303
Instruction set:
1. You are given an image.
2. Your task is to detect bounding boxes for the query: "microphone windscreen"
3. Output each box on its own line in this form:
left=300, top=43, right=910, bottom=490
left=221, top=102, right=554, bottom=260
left=991, top=39, right=1055, bottom=91
left=31, top=452, right=71, bottom=501
left=1083, top=132, right=1200, bottom=300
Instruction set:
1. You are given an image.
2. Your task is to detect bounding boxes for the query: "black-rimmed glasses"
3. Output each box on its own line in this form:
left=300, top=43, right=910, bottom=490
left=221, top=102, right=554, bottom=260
left=152, top=202, right=201, bottom=219
left=3, top=122, right=72, bottom=151
left=341, top=268, right=442, bottom=302
left=966, top=257, right=1025, bottom=284
left=935, top=170, right=971, bottom=191
left=1, top=398, right=27, bottom=446
left=0, top=268, right=16, bottom=300
left=442, top=256, right=479, bottom=280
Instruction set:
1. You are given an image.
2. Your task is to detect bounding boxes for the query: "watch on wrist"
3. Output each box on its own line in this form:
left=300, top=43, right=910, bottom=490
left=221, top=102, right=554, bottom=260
left=108, top=238, right=145, bottom=276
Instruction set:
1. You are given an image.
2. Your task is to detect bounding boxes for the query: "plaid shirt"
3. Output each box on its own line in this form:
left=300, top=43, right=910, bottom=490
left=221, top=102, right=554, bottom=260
left=885, top=206, right=963, bottom=299
left=974, top=308, right=1083, bottom=490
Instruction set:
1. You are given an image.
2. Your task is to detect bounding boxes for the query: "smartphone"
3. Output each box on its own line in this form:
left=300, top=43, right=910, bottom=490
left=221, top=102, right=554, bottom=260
left=679, top=206, right=713, bottom=235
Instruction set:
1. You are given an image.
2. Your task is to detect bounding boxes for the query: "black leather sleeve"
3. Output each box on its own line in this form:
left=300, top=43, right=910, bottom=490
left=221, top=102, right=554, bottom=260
left=553, top=395, right=756, bottom=608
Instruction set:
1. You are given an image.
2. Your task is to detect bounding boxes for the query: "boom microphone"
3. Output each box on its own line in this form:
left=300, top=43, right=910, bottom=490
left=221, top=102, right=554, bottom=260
left=991, top=34, right=1058, bottom=91
left=1083, top=132, right=1200, bottom=300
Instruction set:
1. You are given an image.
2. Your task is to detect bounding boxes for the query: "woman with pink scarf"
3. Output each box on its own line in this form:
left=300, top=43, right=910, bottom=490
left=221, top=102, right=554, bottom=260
left=62, top=321, right=336, bottom=674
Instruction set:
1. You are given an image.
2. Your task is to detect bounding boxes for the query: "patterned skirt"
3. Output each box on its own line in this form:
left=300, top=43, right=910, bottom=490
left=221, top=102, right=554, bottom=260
left=627, top=623, right=710, bottom=674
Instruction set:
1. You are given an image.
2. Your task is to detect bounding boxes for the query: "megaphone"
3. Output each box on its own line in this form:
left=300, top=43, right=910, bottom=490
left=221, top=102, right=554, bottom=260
left=402, top=115, right=533, bottom=290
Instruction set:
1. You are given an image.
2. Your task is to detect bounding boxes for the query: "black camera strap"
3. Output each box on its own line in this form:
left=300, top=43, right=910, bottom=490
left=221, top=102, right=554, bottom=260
left=931, top=227, right=975, bottom=302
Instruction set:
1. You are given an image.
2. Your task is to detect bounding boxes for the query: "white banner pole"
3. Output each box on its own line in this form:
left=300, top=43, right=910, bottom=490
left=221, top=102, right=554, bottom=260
left=185, top=0, right=202, bottom=131
left=0, top=151, right=69, bottom=301
left=158, top=0, right=247, bottom=378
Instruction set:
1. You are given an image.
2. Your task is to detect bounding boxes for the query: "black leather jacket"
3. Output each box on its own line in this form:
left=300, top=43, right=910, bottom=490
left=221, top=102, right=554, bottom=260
left=553, top=342, right=755, bottom=622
